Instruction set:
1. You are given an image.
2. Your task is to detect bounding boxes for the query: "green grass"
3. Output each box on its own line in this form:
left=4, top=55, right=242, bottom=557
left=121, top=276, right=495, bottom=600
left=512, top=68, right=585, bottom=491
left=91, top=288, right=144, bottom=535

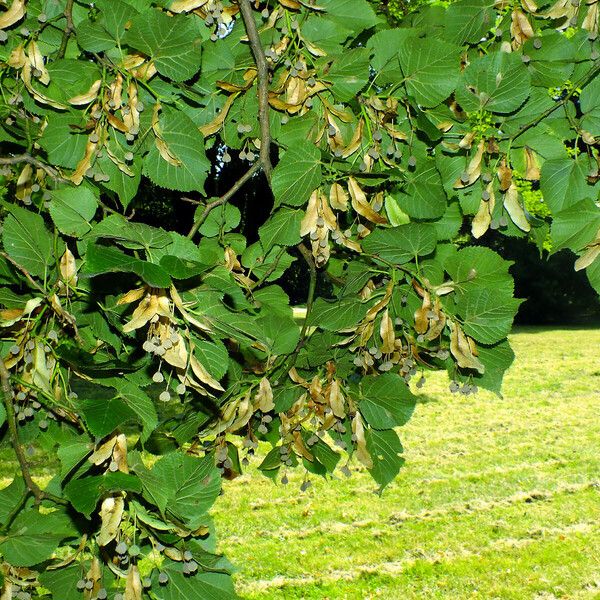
left=211, top=328, right=600, bottom=599
left=2, top=328, right=599, bottom=598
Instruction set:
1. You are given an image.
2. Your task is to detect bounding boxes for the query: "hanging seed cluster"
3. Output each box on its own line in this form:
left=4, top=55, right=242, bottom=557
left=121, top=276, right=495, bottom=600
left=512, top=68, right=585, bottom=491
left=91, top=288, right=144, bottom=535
left=118, top=286, right=223, bottom=399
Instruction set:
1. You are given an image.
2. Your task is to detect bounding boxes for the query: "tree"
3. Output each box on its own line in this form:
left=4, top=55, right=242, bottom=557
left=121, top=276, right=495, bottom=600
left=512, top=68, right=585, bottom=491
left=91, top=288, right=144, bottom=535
left=0, top=0, right=598, bottom=597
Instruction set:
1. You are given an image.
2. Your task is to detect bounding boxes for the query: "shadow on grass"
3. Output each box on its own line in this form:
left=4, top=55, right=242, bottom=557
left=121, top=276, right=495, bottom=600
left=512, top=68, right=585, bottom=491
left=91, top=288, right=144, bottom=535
left=415, top=394, right=440, bottom=404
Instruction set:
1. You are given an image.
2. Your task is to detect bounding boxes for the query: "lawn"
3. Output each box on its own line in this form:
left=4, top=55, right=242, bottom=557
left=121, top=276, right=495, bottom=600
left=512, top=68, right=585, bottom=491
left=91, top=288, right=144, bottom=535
left=1, top=328, right=599, bottom=599
left=212, top=328, right=600, bottom=599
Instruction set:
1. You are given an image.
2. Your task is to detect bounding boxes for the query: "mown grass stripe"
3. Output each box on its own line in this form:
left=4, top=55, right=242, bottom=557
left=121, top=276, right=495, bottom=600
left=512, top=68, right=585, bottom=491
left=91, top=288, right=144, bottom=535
left=221, top=481, right=598, bottom=544
left=237, top=519, right=600, bottom=594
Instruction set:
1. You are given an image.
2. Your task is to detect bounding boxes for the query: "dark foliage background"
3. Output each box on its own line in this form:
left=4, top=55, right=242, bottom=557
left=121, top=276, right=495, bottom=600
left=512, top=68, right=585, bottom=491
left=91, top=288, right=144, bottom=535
left=482, top=234, right=600, bottom=325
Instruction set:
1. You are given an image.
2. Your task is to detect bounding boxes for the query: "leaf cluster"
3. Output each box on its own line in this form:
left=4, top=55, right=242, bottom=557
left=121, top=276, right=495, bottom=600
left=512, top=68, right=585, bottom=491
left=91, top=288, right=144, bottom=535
left=0, top=0, right=598, bottom=596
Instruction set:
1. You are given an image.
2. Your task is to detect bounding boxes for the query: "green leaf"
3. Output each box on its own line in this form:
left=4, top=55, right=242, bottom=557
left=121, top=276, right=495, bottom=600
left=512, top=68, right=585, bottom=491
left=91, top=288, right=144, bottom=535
left=43, top=60, right=101, bottom=105
left=368, top=29, right=414, bottom=86
left=56, top=344, right=145, bottom=377
left=302, top=15, right=352, bottom=55
left=194, top=339, right=229, bottom=381
left=199, top=204, right=240, bottom=237
left=385, top=195, right=410, bottom=227
left=254, top=285, right=293, bottom=317
left=144, top=111, right=210, bottom=192
left=83, top=244, right=171, bottom=287
left=320, top=0, right=379, bottom=33
left=395, top=159, right=446, bottom=219
left=0, top=531, right=61, bottom=567
left=0, top=402, right=5, bottom=429
left=0, top=255, right=19, bottom=285
left=309, top=297, right=367, bottom=331
left=580, top=75, right=600, bottom=135
left=242, top=245, right=296, bottom=283
left=198, top=38, right=236, bottom=89
left=57, top=440, right=92, bottom=480
left=398, top=38, right=460, bottom=107
left=79, top=397, right=137, bottom=438
left=585, top=254, right=600, bottom=295
left=524, top=31, right=575, bottom=88
left=259, top=208, right=303, bottom=252
left=434, top=201, right=463, bottom=241
left=49, top=186, right=98, bottom=237
left=359, top=373, right=416, bottom=429
left=76, top=20, right=120, bottom=52
left=0, top=476, right=25, bottom=526
left=275, top=111, right=319, bottom=150
left=362, top=223, right=437, bottom=264
left=123, top=10, right=203, bottom=82
left=259, top=447, right=282, bottom=471
left=0, top=288, right=26, bottom=308
left=143, top=453, right=221, bottom=528
left=444, top=0, right=495, bottom=45
left=272, top=144, right=322, bottom=208
left=457, top=289, right=522, bottom=344
left=310, top=438, right=341, bottom=473
left=76, top=0, right=138, bottom=52
left=366, top=429, right=405, bottom=490
left=96, top=152, right=142, bottom=210
left=327, top=48, right=370, bottom=102
left=540, top=157, right=596, bottom=213
left=445, top=247, right=514, bottom=296
left=160, top=231, right=211, bottom=264
left=115, top=379, right=159, bottom=443
left=456, top=51, right=531, bottom=114
left=64, top=473, right=141, bottom=517
left=473, top=339, right=515, bottom=395
left=87, top=214, right=172, bottom=250
left=2, top=204, right=52, bottom=277
left=156, top=564, right=238, bottom=600
left=273, top=385, right=301, bottom=413
left=37, top=113, right=88, bottom=169
left=159, top=255, right=208, bottom=279
left=551, top=199, right=600, bottom=252
left=0, top=509, right=76, bottom=567
left=39, top=565, right=85, bottom=600
left=257, top=313, right=300, bottom=355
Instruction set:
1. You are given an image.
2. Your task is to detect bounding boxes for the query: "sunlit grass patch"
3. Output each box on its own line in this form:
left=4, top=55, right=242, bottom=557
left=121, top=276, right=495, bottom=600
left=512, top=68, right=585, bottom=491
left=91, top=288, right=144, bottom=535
left=213, top=328, right=600, bottom=598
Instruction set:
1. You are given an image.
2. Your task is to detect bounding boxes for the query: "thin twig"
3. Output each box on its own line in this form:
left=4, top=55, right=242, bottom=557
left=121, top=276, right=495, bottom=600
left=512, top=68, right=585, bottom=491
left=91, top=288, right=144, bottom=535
left=251, top=246, right=287, bottom=288
left=0, top=251, right=46, bottom=294
left=0, top=358, right=67, bottom=506
left=187, top=161, right=261, bottom=239
left=0, top=154, right=66, bottom=182
left=57, top=0, right=75, bottom=59
left=237, top=0, right=273, bottom=182
left=181, top=196, right=203, bottom=206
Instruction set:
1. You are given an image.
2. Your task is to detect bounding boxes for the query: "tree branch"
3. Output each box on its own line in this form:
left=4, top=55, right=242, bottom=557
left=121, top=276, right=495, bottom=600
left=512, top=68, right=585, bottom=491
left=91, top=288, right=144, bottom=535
left=0, top=358, right=67, bottom=506
left=237, top=0, right=273, bottom=182
left=187, top=161, right=261, bottom=239
left=0, top=154, right=66, bottom=182
left=0, top=251, right=46, bottom=294
left=57, top=0, right=75, bottom=59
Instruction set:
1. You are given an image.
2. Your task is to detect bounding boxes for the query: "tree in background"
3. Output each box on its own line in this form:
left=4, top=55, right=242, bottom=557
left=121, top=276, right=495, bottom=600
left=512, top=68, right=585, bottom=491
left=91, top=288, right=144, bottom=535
left=0, top=0, right=598, bottom=597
